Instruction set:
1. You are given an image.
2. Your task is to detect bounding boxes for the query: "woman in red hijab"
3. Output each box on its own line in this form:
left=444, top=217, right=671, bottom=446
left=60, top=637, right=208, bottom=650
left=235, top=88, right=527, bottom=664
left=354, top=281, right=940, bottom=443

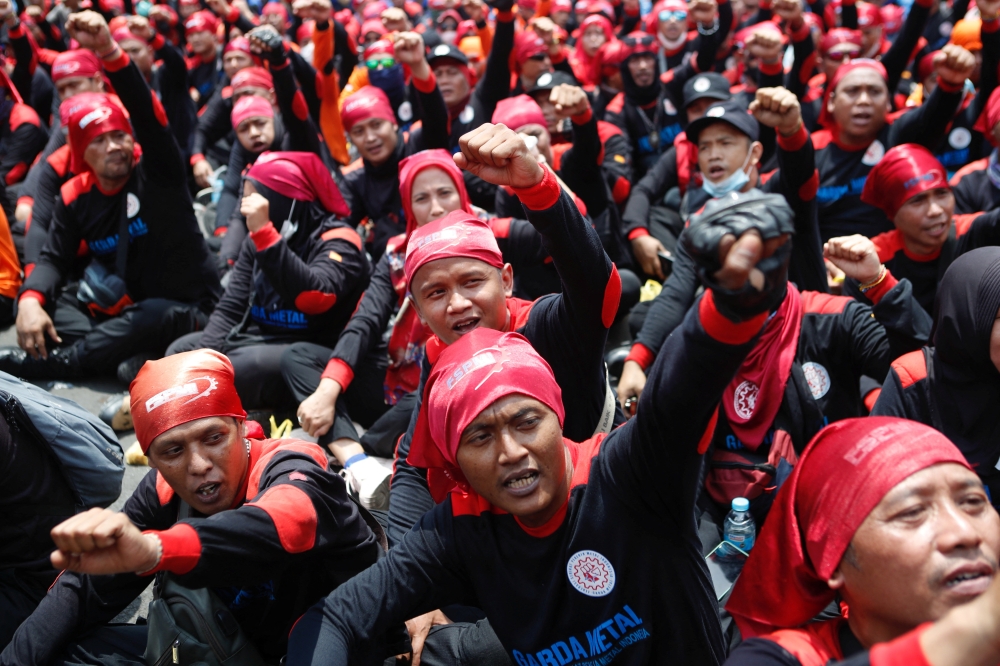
left=569, top=14, right=612, bottom=88
left=725, top=417, right=1000, bottom=666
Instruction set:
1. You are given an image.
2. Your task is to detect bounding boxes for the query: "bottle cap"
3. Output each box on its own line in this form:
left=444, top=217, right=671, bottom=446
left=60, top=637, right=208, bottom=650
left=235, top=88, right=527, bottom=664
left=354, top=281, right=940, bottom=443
left=732, top=497, right=750, bottom=512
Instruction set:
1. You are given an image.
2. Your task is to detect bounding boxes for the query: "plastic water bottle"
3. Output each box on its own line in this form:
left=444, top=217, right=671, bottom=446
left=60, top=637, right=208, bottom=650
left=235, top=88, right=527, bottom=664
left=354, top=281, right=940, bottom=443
left=723, top=497, right=756, bottom=554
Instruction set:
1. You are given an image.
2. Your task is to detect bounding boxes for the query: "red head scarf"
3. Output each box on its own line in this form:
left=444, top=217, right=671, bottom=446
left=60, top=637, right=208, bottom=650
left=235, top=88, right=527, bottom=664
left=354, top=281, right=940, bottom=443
left=511, top=30, right=547, bottom=71
left=262, top=1, right=290, bottom=26
left=231, top=66, right=273, bottom=92
left=404, top=211, right=504, bottom=293
left=224, top=36, right=253, bottom=55
left=436, top=8, right=462, bottom=28
left=407, top=328, right=565, bottom=483
left=727, top=417, right=971, bottom=638
left=360, top=18, right=388, bottom=39
left=67, top=92, right=133, bottom=176
left=587, top=0, right=615, bottom=20
left=520, top=0, right=539, bottom=10
left=881, top=4, right=904, bottom=34
left=572, top=14, right=613, bottom=86
left=553, top=0, right=572, bottom=12
left=819, top=58, right=886, bottom=128
left=185, top=10, right=220, bottom=35
left=917, top=50, right=939, bottom=83
left=112, top=26, right=147, bottom=45
left=246, top=151, right=350, bottom=217
left=362, top=0, right=388, bottom=19
left=492, top=94, right=547, bottom=131
left=599, top=39, right=630, bottom=78
left=341, top=85, right=395, bottom=130
left=51, top=49, right=102, bottom=83
left=860, top=143, right=948, bottom=219
left=364, top=38, right=395, bottom=59
left=622, top=30, right=657, bottom=59
left=399, top=149, right=473, bottom=235
left=975, top=86, right=1000, bottom=144
left=819, top=27, right=862, bottom=56
left=130, top=350, right=247, bottom=453
left=857, top=2, right=882, bottom=28
left=231, top=95, right=274, bottom=128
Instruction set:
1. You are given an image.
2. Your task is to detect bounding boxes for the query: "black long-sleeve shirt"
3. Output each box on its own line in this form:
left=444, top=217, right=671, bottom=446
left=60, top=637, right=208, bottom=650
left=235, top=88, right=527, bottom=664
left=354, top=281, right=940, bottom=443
left=20, top=50, right=221, bottom=311
left=0, top=438, right=382, bottom=665
left=287, top=292, right=765, bottom=666
left=388, top=181, right=623, bottom=546
left=951, top=158, right=1000, bottom=214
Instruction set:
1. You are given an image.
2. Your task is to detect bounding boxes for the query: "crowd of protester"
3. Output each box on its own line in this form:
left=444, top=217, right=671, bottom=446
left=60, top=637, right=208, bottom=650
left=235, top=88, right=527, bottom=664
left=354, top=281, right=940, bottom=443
left=6, top=0, right=1000, bottom=660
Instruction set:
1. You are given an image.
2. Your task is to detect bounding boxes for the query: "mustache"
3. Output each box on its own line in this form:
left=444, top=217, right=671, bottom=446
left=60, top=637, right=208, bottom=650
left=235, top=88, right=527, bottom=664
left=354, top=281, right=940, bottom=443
left=928, top=549, right=999, bottom=587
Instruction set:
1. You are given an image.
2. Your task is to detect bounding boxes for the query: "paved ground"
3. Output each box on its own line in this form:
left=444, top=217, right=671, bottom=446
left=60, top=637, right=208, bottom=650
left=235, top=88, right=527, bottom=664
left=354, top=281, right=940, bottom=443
left=0, top=325, right=154, bottom=622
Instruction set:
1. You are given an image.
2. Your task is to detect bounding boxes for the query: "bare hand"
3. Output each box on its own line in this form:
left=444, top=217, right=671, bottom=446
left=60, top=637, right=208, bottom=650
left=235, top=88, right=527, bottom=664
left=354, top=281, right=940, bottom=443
left=746, top=27, right=783, bottom=64
left=292, top=0, right=332, bottom=21
left=688, top=0, right=718, bottom=25
left=240, top=182, right=270, bottom=233
left=531, top=16, right=555, bottom=46
left=631, top=234, right=667, bottom=280
left=0, top=0, right=14, bottom=19
left=16, top=297, right=60, bottom=360
left=823, top=234, right=882, bottom=284
left=550, top=83, right=590, bottom=119
left=50, top=508, right=160, bottom=575
left=935, top=43, right=976, bottom=86
left=977, top=0, right=1000, bottom=20
left=297, top=378, right=341, bottom=438
left=713, top=230, right=789, bottom=292
left=461, top=0, right=486, bottom=23
left=772, top=0, right=803, bottom=24
left=393, top=31, right=429, bottom=79
left=67, top=10, right=114, bottom=54
left=750, top=86, right=802, bottom=136
left=148, top=5, right=173, bottom=24
left=25, top=4, right=44, bottom=21
left=454, top=123, right=546, bottom=188
left=405, top=610, right=452, bottom=666
left=617, top=360, right=647, bottom=411
left=193, top=159, right=215, bottom=189
left=380, top=6, right=409, bottom=30
left=126, top=15, right=154, bottom=41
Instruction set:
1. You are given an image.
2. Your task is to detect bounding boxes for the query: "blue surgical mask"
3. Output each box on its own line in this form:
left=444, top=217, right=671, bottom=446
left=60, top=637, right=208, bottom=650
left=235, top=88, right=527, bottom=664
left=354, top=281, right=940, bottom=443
left=702, top=145, right=754, bottom=199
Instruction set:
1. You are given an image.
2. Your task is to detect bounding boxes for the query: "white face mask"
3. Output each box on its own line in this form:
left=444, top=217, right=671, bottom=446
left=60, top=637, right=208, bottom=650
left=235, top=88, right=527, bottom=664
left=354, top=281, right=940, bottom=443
left=702, top=143, right=756, bottom=198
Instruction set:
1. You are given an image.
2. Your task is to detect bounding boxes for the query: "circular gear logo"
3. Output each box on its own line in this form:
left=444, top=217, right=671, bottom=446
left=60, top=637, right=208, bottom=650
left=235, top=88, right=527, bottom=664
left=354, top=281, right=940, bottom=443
left=567, top=550, right=616, bottom=597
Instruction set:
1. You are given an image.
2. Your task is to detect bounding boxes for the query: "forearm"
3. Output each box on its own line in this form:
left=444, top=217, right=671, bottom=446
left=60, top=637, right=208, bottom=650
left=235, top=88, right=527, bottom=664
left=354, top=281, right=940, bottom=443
left=882, top=0, right=932, bottom=94
left=412, top=71, right=451, bottom=150
left=478, top=12, right=515, bottom=118
left=633, top=242, right=700, bottom=358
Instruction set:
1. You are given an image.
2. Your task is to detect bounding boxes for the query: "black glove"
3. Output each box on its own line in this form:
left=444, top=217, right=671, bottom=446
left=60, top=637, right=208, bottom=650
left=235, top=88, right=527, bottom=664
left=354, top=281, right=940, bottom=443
left=248, top=25, right=287, bottom=66
left=683, top=189, right=795, bottom=322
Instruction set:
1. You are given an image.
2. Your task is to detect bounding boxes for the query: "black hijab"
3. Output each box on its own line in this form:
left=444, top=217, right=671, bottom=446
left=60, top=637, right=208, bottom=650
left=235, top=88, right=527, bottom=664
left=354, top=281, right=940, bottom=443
left=931, top=247, right=1000, bottom=470
left=620, top=54, right=661, bottom=107
left=246, top=177, right=332, bottom=254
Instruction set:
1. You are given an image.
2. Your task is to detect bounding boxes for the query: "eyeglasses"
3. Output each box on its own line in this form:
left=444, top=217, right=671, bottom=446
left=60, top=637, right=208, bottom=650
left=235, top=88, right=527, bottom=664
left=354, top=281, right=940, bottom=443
left=365, top=55, right=396, bottom=69
left=527, top=52, right=549, bottom=61
left=659, top=9, right=687, bottom=21
left=623, top=33, right=655, bottom=48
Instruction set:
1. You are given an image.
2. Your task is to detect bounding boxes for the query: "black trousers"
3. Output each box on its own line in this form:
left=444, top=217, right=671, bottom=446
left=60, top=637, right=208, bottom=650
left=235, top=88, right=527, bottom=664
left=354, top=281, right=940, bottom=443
left=420, top=620, right=512, bottom=666
left=166, top=331, right=296, bottom=410
left=48, top=292, right=209, bottom=375
left=280, top=342, right=403, bottom=454
left=0, top=568, right=57, bottom=650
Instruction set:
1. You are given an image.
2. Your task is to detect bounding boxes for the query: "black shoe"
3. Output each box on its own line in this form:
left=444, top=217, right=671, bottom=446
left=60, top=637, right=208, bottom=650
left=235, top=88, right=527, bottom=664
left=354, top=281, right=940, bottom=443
left=99, top=392, right=133, bottom=431
left=0, top=346, right=83, bottom=380
left=117, top=353, right=155, bottom=385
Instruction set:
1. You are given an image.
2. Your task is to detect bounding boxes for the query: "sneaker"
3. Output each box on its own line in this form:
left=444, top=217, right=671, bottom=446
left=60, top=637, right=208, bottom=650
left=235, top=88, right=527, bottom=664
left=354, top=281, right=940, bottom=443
left=341, top=456, right=394, bottom=510
left=117, top=353, right=155, bottom=385
left=99, top=392, right=133, bottom=431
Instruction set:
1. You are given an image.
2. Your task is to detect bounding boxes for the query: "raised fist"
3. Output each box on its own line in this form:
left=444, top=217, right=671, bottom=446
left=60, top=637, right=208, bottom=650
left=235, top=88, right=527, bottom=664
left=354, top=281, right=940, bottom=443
left=750, top=87, right=802, bottom=136
left=0, top=0, right=14, bottom=19
left=977, top=0, right=1000, bottom=20
left=50, top=508, right=160, bottom=575
left=772, top=0, right=803, bottom=24
left=454, top=123, right=546, bottom=189
left=127, top=15, right=154, bottom=41
left=247, top=24, right=286, bottom=64
left=392, top=31, right=429, bottom=79
left=292, top=0, right=332, bottom=22
left=550, top=83, right=590, bottom=119
left=823, top=235, right=883, bottom=284
left=688, top=0, right=717, bottom=25
left=240, top=181, right=271, bottom=233
left=934, top=43, right=976, bottom=86
left=461, top=0, right=486, bottom=23
left=67, top=10, right=114, bottom=54
left=746, top=27, right=783, bottom=64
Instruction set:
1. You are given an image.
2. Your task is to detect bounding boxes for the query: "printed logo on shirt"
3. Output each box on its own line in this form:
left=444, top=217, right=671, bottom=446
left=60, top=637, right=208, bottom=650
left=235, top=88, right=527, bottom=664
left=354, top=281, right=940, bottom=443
left=126, top=192, right=141, bottom=218
left=88, top=218, right=150, bottom=255
left=816, top=176, right=868, bottom=205
left=146, top=376, right=219, bottom=413
left=459, top=105, right=475, bottom=124
left=801, top=362, right=831, bottom=400
left=398, top=101, right=413, bottom=122
left=733, top=380, right=758, bottom=420
left=250, top=306, right=309, bottom=330
left=861, top=140, right=885, bottom=166
left=663, top=98, right=677, bottom=115
left=948, top=127, right=972, bottom=150
left=511, top=604, right=648, bottom=666
left=567, top=550, right=616, bottom=597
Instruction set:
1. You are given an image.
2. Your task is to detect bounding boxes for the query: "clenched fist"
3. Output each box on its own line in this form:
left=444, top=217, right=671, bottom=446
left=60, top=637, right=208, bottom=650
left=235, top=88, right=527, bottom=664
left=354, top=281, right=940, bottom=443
left=935, top=43, right=976, bottom=86
left=454, top=123, right=546, bottom=188
left=50, top=508, right=161, bottom=575
left=750, top=87, right=803, bottom=136
left=67, top=10, right=115, bottom=54
left=550, top=83, right=590, bottom=119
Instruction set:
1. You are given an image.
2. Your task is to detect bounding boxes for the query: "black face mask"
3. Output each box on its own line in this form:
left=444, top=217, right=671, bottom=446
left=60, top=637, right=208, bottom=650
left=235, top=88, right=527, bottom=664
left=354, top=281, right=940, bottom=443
left=620, top=54, right=661, bottom=107
left=246, top=178, right=328, bottom=249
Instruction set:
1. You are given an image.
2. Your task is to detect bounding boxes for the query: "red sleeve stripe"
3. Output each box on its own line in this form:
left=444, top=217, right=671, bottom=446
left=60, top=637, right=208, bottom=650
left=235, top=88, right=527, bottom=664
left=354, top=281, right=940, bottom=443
left=250, top=221, right=282, bottom=251
left=601, top=264, right=621, bottom=329
left=321, top=357, right=355, bottom=389
left=624, top=342, right=655, bottom=371
left=512, top=167, right=561, bottom=211
left=776, top=123, right=809, bottom=152
left=321, top=226, right=363, bottom=250
left=891, top=350, right=928, bottom=389
left=245, top=483, right=318, bottom=553
left=698, top=290, right=767, bottom=345
left=411, top=70, right=437, bottom=94
left=144, top=523, right=201, bottom=575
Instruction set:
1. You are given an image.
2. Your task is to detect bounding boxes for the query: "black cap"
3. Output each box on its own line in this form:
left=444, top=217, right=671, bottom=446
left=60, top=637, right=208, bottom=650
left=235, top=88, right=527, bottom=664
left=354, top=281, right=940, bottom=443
left=685, top=99, right=759, bottom=143
left=527, top=70, right=578, bottom=94
left=683, top=73, right=732, bottom=108
left=427, top=42, right=470, bottom=67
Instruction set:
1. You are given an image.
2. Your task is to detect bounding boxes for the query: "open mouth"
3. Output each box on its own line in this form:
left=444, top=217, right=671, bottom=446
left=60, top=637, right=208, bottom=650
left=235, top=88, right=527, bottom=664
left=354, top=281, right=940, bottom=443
left=851, top=112, right=873, bottom=125
left=924, top=222, right=948, bottom=237
left=503, top=470, right=539, bottom=495
left=195, top=482, right=221, bottom=502
left=250, top=141, right=268, bottom=152
left=942, top=564, right=994, bottom=596
left=708, top=165, right=726, bottom=179
left=452, top=317, right=480, bottom=335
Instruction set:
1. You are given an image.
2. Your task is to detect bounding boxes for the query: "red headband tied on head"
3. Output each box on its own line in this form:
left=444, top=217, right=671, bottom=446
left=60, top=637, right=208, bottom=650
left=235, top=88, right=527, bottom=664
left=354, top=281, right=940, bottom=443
left=224, top=36, right=253, bottom=55
left=492, top=94, right=547, bottom=131
left=819, top=27, right=862, bottom=55
left=360, top=18, right=388, bottom=38
left=51, top=49, right=102, bottom=83
left=975, top=86, right=1000, bottom=145
left=511, top=30, right=547, bottom=69
left=130, top=350, right=247, bottom=453
left=67, top=93, right=133, bottom=175
left=185, top=10, right=219, bottom=35
left=857, top=2, right=882, bottom=28
left=231, top=95, right=274, bottom=128
left=365, top=38, right=396, bottom=59
left=246, top=151, right=350, bottom=217
left=404, top=211, right=504, bottom=293
left=112, top=26, right=147, bottom=45
left=399, top=149, right=472, bottom=235
left=231, top=65, right=273, bottom=92
left=262, top=1, right=289, bottom=24
left=727, top=417, right=970, bottom=638
left=408, top=328, right=565, bottom=481
left=819, top=58, right=886, bottom=127
left=341, top=85, right=395, bottom=130
left=861, top=143, right=948, bottom=219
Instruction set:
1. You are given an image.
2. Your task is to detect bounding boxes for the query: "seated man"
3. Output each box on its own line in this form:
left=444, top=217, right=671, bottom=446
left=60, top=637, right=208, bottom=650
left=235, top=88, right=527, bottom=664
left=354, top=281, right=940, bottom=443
left=286, top=187, right=796, bottom=664
left=725, top=417, right=1000, bottom=665
left=0, top=10, right=221, bottom=383
left=0, top=349, right=388, bottom=666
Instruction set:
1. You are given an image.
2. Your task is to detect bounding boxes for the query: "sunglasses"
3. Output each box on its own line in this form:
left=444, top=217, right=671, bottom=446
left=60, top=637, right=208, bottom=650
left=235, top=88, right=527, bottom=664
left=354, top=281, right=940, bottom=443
left=365, top=56, right=396, bottom=69
left=658, top=9, right=687, bottom=21
left=623, top=33, right=655, bottom=48
left=826, top=47, right=860, bottom=61
left=528, top=52, right=549, bottom=61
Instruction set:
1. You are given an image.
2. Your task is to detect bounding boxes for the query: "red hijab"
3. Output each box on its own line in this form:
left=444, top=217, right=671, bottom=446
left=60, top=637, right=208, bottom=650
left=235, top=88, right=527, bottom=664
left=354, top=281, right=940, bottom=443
left=571, top=14, right=613, bottom=87
left=398, top=149, right=473, bottom=236
left=245, top=151, right=350, bottom=217
left=727, top=417, right=970, bottom=638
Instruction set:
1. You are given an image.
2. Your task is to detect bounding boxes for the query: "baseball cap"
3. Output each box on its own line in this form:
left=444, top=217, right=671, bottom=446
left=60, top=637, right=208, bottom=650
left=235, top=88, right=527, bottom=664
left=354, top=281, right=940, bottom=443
left=527, top=69, right=577, bottom=94
left=685, top=99, right=759, bottom=143
left=427, top=42, right=470, bottom=67
left=683, top=73, right=731, bottom=108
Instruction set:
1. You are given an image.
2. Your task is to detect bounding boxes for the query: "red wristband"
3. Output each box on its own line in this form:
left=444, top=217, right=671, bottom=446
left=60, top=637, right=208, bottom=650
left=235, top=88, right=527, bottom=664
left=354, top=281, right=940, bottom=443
left=698, top=291, right=768, bottom=345
left=250, top=221, right=282, bottom=250
left=628, top=227, right=651, bottom=240
left=511, top=167, right=561, bottom=211
left=142, top=524, right=201, bottom=576
left=412, top=70, right=437, bottom=94
left=625, top=343, right=655, bottom=371
left=776, top=123, right=808, bottom=152
left=19, top=290, right=45, bottom=307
